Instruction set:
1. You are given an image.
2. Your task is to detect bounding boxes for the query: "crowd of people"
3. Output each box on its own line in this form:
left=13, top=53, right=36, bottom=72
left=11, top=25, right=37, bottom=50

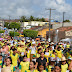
left=0, top=36, right=72, bottom=72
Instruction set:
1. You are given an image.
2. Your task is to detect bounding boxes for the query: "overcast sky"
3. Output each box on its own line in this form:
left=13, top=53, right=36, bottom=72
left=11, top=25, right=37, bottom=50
left=0, top=0, right=72, bottom=22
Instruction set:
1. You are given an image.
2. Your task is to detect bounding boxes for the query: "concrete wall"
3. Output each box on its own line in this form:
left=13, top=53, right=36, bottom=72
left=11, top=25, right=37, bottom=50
left=53, top=22, right=72, bottom=29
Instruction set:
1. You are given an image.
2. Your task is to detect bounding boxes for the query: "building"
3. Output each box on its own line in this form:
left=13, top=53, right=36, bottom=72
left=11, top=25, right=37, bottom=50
left=46, top=26, right=72, bottom=42
left=0, top=19, right=4, bottom=27
left=21, top=21, right=49, bottom=28
left=4, top=19, right=20, bottom=23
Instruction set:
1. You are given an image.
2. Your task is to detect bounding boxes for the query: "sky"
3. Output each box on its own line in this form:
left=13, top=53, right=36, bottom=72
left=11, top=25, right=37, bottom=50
left=0, top=0, right=72, bottom=22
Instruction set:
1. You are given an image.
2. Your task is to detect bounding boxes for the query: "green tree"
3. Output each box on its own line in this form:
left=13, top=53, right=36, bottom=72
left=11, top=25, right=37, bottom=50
left=9, top=31, right=20, bottom=37
left=0, top=30, right=5, bottom=33
left=20, top=16, right=26, bottom=22
left=9, top=22, right=21, bottom=30
left=4, top=22, right=9, bottom=28
left=39, top=18, right=45, bottom=22
left=23, top=30, right=38, bottom=38
left=29, top=16, right=35, bottom=21
left=35, top=18, right=39, bottom=21
left=64, top=20, right=70, bottom=22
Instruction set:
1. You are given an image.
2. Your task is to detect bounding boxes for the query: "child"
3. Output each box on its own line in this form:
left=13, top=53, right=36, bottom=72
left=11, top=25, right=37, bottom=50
left=0, top=55, right=2, bottom=69
left=44, top=48, right=50, bottom=63
left=54, top=63, right=61, bottom=72
left=56, top=47, right=63, bottom=63
left=19, top=55, right=29, bottom=72
left=61, top=57, right=68, bottom=72
left=38, top=64, right=47, bottom=72
left=26, top=47, right=31, bottom=62
left=3, top=57, right=16, bottom=72
left=25, top=61, right=38, bottom=72
left=47, top=57, right=55, bottom=72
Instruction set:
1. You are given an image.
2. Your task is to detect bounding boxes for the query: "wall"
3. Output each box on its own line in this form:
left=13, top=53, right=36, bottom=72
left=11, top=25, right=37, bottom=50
left=38, top=28, right=53, bottom=38
left=53, top=22, right=72, bottom=29
left=21, top=21, right=49, bottom=28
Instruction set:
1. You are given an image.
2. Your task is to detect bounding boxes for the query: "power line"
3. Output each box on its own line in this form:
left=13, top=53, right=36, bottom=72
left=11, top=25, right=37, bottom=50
left=45, top=8, right=56, bottom=42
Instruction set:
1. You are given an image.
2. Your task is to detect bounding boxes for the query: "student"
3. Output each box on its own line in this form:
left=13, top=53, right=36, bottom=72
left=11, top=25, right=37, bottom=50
left=38, top=64, right=47, bottom=72
left=61, top=57, right=68, bottom=72
left=33, top=48, right=41, bottom=59
left=3, top=57, right=16, bottom=72
left=0, top=55, right=2, bottom=69
left=56, top=47, right=63, bottom=62
left=26, top=47, right=31, bottom=62
left=66, top=42, right=70, bottom=49
left=19, top=55, right=29, bottom=72
left=25, top=61, right=38, bottom=72
left=10, top=48, right=19, bottom=67
left=44, top=48, right=50, bottom=63
left=54, top=63, right=61, bottom=72
left=48, top=57, right=55, bottom=72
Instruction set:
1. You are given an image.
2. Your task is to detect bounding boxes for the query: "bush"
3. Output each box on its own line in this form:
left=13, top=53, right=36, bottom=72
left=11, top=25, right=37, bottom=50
left=23, top=30, right=38, bottom=38
left=9, top=31, right=20, bottom=37
left=0, top=30, right=5, bottom=33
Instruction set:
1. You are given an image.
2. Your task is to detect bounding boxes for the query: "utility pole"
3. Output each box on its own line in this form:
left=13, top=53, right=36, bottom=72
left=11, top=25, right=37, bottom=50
left=46, top=8, right=55, bottom=42
left=62, top=12, right=65, bottom=27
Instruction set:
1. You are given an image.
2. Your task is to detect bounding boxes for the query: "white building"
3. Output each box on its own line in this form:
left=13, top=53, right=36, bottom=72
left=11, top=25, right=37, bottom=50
left=21, top=21, right=49, bottom=28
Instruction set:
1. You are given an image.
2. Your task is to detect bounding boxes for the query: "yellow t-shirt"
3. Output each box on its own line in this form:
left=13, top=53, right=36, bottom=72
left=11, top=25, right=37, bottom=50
left=61, top=63, right=68, bottom=72
left=10, top=53, right=19, bottom=66
left=17, top=47, right=25, bottom=56
left=48, top=65, right=54, bottom=72
left=49, top=50, right=53, bottom=55
left=45, top=45, right=49, bottom=48
left=66, top=45, right=70, bottom=48
left=56, top=50, right=62, bottom=58
left=26, top=50, right=31, bottom=58
left=51, top=54, right=55, bottom=58
left=34, top=53, right=40, bottom=58
left=0, top=60, right=2, bottom=67
left=21, top=41, right=25, bottom=46
left=38, top=70, right=47, bottom=72
left=3, top=64, right=15, bottom=72
left=20, top=61, right=29, bottom=72
left=25, top=69, right=38, bottom=72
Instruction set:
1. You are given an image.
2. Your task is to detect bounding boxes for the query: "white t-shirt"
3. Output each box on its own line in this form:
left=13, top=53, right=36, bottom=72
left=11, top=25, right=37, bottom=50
left=63, top=43, right=66, bottom=49
left=52, top=46, right=54, bottom=50
left=45, top=52, right=49, bottom=55
left=29, top=46, right=36, bottom=54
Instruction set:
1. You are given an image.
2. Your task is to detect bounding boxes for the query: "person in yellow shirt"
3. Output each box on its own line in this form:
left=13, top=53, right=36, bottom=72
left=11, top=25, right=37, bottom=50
left=47, top=57, right=55, bottom=72
left=44, top=48, right=51, bottom=63
left=21, top=38, right=25, bottom=46
left=10, top=48, right=19, bottom=67
left=68, top=52, right=72, bottom=64
left=19, top=55, right=29, bottom=72
left=33, top=48, right=41, bottom=59
left=61, top=57, right=68, bottom=72
left=25, top=61, right=38, bottom=72
left=66, top=42, right=70, bottom=49
left=51, top=50, right=56, bottom=59
left=26, top=47, right=31, bottom=62
left=0, top=55, right=2, bottom=68
left=56, top=47, right=63, bottom=62
left=3, top=57, right=16, bottom=72
left=49, top=47, right=53, bottom=55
